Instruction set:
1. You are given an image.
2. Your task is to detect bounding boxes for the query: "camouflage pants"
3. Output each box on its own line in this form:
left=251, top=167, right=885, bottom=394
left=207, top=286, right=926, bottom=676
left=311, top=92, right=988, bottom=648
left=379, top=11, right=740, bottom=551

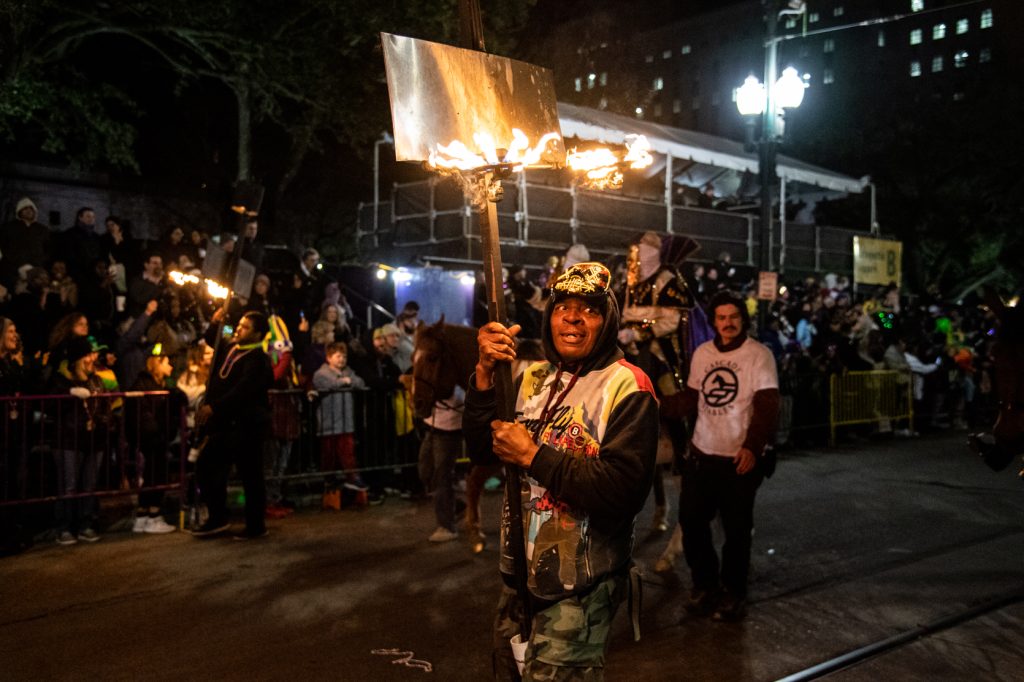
left=492, top=572, right=625, bottom=682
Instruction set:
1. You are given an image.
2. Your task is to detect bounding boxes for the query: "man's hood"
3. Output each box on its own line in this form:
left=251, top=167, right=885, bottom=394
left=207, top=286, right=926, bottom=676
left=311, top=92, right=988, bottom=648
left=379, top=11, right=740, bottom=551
left=540, top=292, right=623, bottom=374
left=15, top=197, right=37, bottom=218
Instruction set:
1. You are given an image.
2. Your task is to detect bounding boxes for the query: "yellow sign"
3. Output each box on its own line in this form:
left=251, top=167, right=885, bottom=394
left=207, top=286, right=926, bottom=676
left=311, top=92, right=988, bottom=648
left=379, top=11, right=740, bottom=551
left=853, top=236, right=902, bottom=287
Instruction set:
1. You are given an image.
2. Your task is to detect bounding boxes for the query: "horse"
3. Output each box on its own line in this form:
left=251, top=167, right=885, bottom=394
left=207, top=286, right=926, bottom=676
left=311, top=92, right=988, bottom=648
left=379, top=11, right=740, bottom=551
left=412, top=318, right=499, bottom=550
left=411, top=317, right=479, bottom=420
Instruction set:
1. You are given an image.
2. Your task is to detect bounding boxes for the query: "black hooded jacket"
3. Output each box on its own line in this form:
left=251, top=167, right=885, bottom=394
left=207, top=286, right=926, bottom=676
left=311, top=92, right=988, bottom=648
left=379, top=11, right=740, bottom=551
left=464, top=290, right=659, bottom=600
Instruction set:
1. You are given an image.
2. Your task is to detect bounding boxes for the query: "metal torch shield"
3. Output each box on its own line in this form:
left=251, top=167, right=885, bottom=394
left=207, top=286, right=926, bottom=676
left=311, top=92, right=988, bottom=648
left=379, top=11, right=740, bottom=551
left=381, top=32, right=564, bottom=165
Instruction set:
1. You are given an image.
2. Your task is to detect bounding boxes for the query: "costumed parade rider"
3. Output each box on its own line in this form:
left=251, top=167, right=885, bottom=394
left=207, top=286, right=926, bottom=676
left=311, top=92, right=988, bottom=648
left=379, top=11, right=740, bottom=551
left=618, top=231, right=712, bottom=557
left=464, top=262, right=659, bottom=681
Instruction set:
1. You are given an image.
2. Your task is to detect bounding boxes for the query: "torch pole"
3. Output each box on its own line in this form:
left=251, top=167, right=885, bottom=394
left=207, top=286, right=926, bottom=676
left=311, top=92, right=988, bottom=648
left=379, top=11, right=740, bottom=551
left=476, top=172, right=532, bottom=639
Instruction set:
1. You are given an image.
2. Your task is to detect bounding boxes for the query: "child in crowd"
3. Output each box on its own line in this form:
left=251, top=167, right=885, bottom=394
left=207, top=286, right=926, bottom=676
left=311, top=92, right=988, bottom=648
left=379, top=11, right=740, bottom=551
left=265, top=315, right=301, bottom=517
left=128, top=345, right=183, bottom=534
left=312, top=342, right=368, bottom=506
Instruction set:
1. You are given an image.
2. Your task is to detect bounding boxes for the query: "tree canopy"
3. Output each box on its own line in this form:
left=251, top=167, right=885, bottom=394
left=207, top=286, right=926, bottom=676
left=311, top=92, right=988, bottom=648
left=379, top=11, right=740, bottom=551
left=1, top=0, right=536, bottom=253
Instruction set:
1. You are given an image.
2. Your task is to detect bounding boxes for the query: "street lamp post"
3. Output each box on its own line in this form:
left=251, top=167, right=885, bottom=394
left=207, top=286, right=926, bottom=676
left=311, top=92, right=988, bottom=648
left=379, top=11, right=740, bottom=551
left=736, top=0, right=806, bottom=332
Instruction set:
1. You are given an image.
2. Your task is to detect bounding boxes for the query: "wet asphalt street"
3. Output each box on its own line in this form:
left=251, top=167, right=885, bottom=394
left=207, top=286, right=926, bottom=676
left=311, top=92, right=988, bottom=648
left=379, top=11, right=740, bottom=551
left=1, top=431, right=1021, bottom=681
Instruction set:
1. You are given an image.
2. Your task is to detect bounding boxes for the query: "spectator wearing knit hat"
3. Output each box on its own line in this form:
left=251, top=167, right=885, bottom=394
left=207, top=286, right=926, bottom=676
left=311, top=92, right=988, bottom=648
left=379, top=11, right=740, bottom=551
left=0, top=197, right=51, bottom=288
left=49, top=335, right=117, bottom=545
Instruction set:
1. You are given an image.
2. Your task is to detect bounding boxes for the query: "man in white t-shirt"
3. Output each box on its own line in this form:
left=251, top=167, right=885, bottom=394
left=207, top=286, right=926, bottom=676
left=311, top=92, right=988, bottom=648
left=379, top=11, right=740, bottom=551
left=662, top=291, right=779, bottom=621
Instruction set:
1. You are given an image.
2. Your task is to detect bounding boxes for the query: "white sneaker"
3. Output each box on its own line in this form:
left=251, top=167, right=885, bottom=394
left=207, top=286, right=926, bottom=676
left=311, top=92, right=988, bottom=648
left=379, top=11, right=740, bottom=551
left=428, top=527, right=458, bottom=543
left=133, top=516, right=150, bottom=533
left=144, top=517, right=177, bottom=534
left=652, top=505, right=669, bottom=532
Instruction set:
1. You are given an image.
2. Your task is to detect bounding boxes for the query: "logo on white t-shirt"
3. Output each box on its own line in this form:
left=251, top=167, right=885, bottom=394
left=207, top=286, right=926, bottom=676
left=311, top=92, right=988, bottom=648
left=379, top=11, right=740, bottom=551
left=701, top=366, right=739, bottom=408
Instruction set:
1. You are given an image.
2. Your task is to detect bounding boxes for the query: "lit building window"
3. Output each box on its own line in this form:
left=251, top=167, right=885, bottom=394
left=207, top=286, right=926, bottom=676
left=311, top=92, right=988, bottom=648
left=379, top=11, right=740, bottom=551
left=785, top=17, right=797, bottom=28
left=672, top=99, right=681, bottom=113
left=662, top=49, right=672, bottom=59
left=953, top=92, right=965, bottom=101
left=910, top=29, right=922, bottom=45
left=932, top=55, right=943, bottom=72
left=980, top=9, right=993, bottom=29
left=599, top=97, right=608, bottom=109
left=635, top=106, right=644, bottom=118
left=954, top=50, right=969, bottom=68
left=681, top=44, right=691, bottom=55
left=824, top=38, right=835, bottom=53
left=911, top=0, right=924, bottom=11
left=834, top=6, right=844, bottom=16
left=910, top=60, right=922, bottom=77
left=654, top=77, right=664, bottom=90
left=878, top=30, right=886, bottom=47
left=599, top=72, right=607, bottom=86
left=809, top=12, right=819, bottom=22
left=587, top=73, right=596, bottom=89
left=645, top=54, right=654, bottom=63
left=823, top=68, right=835, bottom=84
left=933, top=23, right=946, bottom=39
left=956, top=18, right=968, bottom=34
left=574, top=77, right=582, bottom=92
left=979, top=47, right=991, bottom=63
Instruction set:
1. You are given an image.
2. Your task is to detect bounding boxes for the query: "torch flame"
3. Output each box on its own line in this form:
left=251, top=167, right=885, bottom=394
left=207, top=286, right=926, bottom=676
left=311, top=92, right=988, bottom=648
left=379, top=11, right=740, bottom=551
left=427, top=127, right=652, bottom=192
left=566, top=134, right=653, bottom=190
left=169, top=270, right=200, bottom=286
left=168, top=270, right=230, bottom=301
left=429, top=128, right=563, bottom=172
left=205, top=280, right=230, bottom=300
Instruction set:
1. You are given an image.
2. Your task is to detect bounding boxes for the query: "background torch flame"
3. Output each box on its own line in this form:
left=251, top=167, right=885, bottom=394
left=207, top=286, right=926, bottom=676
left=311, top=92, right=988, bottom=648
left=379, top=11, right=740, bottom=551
left=168, top=270, right=230, bottom=300
left=205, top=280, right=230, bottom=300
left=168, top=270, right=200, bottom=286
left=566, top=134, right=652, bottom=190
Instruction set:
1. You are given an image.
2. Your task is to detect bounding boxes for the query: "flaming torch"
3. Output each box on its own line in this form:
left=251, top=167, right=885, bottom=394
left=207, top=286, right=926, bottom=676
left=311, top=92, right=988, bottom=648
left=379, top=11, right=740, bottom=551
left=168, top=270, right=231, bottom=301
left=381, top=28, right=652, bottom=639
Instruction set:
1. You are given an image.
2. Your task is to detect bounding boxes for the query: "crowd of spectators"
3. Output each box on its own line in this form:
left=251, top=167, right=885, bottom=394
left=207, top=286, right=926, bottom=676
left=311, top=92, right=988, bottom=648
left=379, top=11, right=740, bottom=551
left=0, top=195, right=422, bottom=549
left=0, top=194, right=1011, bottom=551
left=498, top=248, right=1006, bottom=447
left=0, top=198, right=404, bottom=396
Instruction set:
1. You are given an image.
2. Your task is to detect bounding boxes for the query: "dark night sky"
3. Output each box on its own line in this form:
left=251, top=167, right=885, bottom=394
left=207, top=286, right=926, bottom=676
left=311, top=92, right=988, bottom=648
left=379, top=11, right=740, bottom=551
left=526, top=0, right=747, bottom=27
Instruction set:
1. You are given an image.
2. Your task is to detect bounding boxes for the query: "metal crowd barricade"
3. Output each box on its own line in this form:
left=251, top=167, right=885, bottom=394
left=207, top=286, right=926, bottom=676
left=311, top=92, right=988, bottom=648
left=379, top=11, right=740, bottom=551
left=265, top=387, right=413, bottom=494
left=829, top=370, right=913, bottom=446
left=0, top=391, right=188, bottom=519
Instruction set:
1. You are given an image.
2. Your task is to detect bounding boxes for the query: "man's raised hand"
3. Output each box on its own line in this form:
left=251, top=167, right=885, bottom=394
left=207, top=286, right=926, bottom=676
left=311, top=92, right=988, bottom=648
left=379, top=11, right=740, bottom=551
left=475, top=322, right=521, bottom=391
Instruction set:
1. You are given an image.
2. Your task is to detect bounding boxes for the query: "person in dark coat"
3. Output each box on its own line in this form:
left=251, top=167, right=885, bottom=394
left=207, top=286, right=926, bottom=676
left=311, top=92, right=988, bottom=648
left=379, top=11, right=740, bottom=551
left=127, top=252, right=165, bottom=319
left=7, top=267, right=70, bottom=360
left=192, top=311, right=274, bottom=539
left=78, top=258, right=119, bottom=343
left=0, top=197, right=50, bottom=288
left=237, top=217, right=265, bottom=272
left=58, top=207, right=104, bottom=284
left=101, top=216, right=141, bottom=281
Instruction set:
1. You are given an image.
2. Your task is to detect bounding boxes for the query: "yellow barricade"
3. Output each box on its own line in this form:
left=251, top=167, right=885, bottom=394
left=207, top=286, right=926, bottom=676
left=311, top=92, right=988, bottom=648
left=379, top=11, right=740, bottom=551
left=829, top=370, right=913, bottom=445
